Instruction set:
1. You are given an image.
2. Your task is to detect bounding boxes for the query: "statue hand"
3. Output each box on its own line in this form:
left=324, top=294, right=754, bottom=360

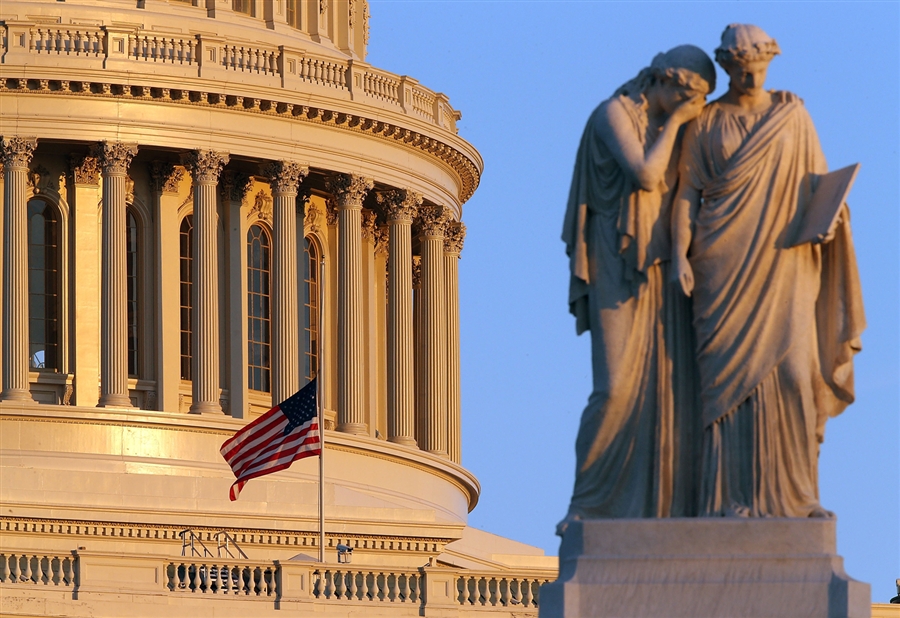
left=670, top=95, right=706, bottom=126
left=820, top=203, right=847, bottom=244
left=672, top=254, right=694, bottom=296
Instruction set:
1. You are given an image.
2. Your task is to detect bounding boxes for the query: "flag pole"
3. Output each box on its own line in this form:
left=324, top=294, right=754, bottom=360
left=317, top=256, right=326, bottom=563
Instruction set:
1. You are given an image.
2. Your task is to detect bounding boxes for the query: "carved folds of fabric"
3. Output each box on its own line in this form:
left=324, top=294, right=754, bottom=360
left=0, top=136, right=38, bottom=169
left=264, top=160, right=309, bottom=195
left=184, top=150, right=229, bottom=184
left=94, top=141, right=138, bottom=175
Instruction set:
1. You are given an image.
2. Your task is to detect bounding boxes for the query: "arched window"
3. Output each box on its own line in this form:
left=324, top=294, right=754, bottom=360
left=126, top=209, right=140, bottom=377
left=28, top=198, right=60, bottom=371
left=247, top=225, right=271, bottom=393
left=303, top=236, right=320, bottom=381
left=179, top=215, right=193, bottom=381
left=286, top=0, right=301, bottom=28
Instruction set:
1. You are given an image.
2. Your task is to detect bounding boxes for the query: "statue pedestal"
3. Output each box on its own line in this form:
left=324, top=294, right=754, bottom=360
left=539, top=519, right=870, bottom=618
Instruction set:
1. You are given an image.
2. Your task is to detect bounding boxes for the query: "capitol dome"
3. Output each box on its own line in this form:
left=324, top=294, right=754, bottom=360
left=0, top=1, right=555, bottom=615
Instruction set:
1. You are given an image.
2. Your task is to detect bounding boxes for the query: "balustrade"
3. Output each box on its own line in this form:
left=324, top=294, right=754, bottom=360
left=166, top=561, right=276, bottom=595
left=129, top=33, right=197, bottom=65
left=312, top=568, right=421, bottom=603
left=457, top=573, right=548, bottom=608
left=30, top=27, right=104, bottom=57
left=0, top=553, right=77, bottom=586
left=222, top=44, right=278, bottom=75
left=363, top=69, right=401, bottom=104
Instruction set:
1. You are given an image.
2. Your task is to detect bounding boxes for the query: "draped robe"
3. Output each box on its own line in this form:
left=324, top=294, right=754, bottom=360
left=561, top=94, right=700, bottom=519
left=679, top=97, right=865, bottom=517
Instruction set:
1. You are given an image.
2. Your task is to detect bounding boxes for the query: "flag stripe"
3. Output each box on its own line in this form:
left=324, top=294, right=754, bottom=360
left=219, top=378, right=321, bottom=501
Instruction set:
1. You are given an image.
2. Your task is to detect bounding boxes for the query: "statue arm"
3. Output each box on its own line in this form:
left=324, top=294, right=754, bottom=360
left=671, top=180, right=700, bottom=296
left=600, top=98, right=695, bottom=192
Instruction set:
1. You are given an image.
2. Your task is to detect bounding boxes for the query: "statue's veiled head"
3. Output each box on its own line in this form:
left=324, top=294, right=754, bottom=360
left=715, top=24, right=780, bottom=97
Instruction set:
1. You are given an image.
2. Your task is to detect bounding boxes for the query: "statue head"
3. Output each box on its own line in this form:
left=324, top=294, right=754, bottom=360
left=615, top=44, right=716, bottom=105
left=715, top=24, right=781, bottom=67
left=715, top=24, right=780, bottom=97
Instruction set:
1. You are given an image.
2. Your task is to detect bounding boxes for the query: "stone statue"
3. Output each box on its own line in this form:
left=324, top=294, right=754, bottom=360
left=559, top=45, right=716, bottom=527
left=671, top=24, right=866, bottom=518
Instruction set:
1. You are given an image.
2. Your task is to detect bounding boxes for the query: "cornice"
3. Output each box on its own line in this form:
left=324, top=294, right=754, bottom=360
left=0, top=77, right=481, bottom=204
left=0, top=516, right=452, bottom=554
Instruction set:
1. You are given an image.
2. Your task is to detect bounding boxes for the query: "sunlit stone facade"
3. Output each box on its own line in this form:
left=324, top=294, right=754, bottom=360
left=0, top=1, right=555, bottom=615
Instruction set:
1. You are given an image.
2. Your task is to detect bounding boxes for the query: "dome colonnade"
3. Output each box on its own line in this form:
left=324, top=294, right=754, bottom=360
left=0, top=0, right=481, bottom=462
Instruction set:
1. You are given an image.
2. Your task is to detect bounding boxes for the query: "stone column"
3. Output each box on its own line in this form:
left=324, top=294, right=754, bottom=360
left=96, top=141, right=139, bottom=408
left=417, top=205, right=448, bottom=457
left=443, top=221, right=466, bottom=464
left=221, top=171, right=253, bottom=419
left=264, top=161, right=309, bottom=404
left=377, top=189, right=421, bottom=446
left=325, top=173, right=373, bottom=435
left=150, top=162, right=187, bottom=413
left=185, top=150, right=229, bottom=414
left=71, top=154, right=103, bottom=408
left=0, top=136, right=38, bottom=403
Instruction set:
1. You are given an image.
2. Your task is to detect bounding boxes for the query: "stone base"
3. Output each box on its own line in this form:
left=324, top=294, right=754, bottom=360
left=539, top=519, right=870, bottom=618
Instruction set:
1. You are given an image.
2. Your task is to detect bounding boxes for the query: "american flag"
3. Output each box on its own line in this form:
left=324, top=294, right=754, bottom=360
left=220, top=378, right=321, bottom=501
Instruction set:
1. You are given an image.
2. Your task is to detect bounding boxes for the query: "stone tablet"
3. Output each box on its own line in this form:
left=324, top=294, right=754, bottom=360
left=791, top=162, right=860, bottom=246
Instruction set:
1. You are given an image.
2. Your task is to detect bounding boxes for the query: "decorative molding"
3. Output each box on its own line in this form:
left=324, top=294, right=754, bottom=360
left=0, top=79, right=480, bottom=203
left=62, top=385, right=74, bottom=406
left=444, top=221, right=466, bottom=255
left=377, top=188, right=421, bottom=223
left=374, top=225, right=390, bottom=257
left=303, top=199, right=323, bottom=235
left=0, top=516, right=451, bottom=553
left=219, top=170, right=252, bottom=203
left=251, top=190, right=274, bottom=224
left=263, top=160, right=309, bottom=195
left=417, top=205, right=447, bottom=238
left=149, top=161, right=185, bottom=194
left=125, top=175, right=135, bottom=204
left=361, top=208, right=378, bottom=242
left=363, top=1, right=371, bottom=45
left=70, top=154, right=101, bottom=186
left=412, top=255, right=422, bottom=288
left=94, top=141, right=138, bottom=174
left=184, top=150, right=229, bottom=184
left=0, top=136, right=38, bottom=169
left=325, top=173, right=373, bottom=211
left=348, top=0, right=356, bottom=27
left=26, top=164, right=51, bottom=191
left=320, top=0, right=328, bottom=13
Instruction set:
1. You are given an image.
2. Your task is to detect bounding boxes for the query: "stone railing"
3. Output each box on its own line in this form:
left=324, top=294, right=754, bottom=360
left=0, top=552, right=78, bottom=587
left=457, top=571, right=547, bottom=609
left=0, top=20, right=459, bottom=135
left=167, top=560, right=276, bottom=595
left=0, top=549, right=554, bottom=614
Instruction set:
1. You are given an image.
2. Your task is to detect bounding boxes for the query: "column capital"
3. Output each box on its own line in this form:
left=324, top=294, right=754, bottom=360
left=263, top=160, right=309, bottom=195
left=184, top=150, right=229, bottom=184
left=377, top=188, right=422, bottom=223
left=417, top=205, right=447, bottom=238
left=94, top=141, right=138, bottom=175
left=412, top=255, right=422, bottom=288
left=325, top=173, right=373, bottom=210
left=0, top=136, right=38, bottom=169
left=361, top=208, right=378, bottom=242
left=70, top=154, right=101, bottom=186
left=149, top=161, right=186, bottom=194
left=219, top=170, right=253, bottom=203
left=374, top=225, right=390, bottom=257
left=443, top=220, right=467, bottom=255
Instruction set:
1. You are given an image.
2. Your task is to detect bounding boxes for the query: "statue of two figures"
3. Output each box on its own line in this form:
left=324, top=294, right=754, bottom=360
left=559, top=24, right=866, bottom=530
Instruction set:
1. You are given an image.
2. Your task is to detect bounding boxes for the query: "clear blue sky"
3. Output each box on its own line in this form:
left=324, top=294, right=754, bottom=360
left=367, top=0, right=900, bottom=602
